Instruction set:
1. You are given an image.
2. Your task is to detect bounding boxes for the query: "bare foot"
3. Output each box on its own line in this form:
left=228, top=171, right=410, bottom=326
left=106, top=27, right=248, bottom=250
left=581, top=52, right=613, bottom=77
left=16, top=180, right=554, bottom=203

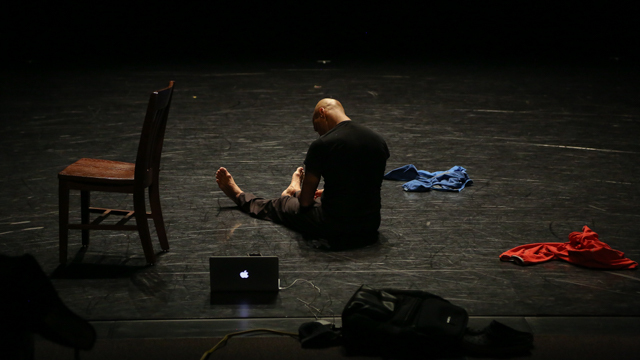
left=216, top=167, right=243, bottom=205
left=282, top=167, right=304, bottom=197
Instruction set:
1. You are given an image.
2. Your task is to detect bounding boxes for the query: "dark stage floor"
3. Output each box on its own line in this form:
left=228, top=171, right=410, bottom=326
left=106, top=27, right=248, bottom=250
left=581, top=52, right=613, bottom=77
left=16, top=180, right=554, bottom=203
left=1, top=58, right=640, bottom=358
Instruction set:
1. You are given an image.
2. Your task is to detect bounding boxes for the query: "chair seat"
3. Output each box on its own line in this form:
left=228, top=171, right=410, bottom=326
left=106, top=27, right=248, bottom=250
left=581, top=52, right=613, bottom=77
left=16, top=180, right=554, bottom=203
left=58, top=158, right=135, bottom=184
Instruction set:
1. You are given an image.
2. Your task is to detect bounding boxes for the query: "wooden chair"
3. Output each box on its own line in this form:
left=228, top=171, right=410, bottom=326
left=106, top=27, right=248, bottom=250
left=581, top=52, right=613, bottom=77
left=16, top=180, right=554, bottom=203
left=58, top=81, right=175, bottom=265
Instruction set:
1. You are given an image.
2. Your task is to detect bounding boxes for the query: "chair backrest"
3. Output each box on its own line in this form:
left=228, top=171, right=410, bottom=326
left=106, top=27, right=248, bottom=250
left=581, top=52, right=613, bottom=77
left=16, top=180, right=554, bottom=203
left=135, top=81, right=175, bottom=187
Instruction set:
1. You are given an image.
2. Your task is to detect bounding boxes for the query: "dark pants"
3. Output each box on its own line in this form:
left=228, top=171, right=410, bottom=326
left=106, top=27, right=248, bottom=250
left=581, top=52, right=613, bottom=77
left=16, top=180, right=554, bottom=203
left=237, top=192, right=379, bottom=250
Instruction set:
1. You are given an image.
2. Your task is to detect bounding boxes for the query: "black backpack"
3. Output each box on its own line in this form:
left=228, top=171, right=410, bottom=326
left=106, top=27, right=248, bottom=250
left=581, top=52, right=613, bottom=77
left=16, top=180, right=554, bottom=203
left=340, top=285, right=468, bottom=357
left=299, top=285, right=533, bottom=357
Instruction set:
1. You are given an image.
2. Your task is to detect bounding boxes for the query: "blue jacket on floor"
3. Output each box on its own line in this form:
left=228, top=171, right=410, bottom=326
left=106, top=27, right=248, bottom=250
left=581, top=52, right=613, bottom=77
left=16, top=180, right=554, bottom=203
left=383, top=164, right=473, bottom=192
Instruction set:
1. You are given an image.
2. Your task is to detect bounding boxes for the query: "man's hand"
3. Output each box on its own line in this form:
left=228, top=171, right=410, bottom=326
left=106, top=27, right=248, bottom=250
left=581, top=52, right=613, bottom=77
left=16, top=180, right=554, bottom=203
left=314, top=189, right=324, bottom=199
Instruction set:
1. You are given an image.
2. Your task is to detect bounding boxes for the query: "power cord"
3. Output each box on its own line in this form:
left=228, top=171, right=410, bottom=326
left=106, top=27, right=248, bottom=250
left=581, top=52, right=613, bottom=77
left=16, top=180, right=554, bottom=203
left=278, top=278, right=321, bottom=292
left=279, top=279, right=335, bottom=321
left=200, top=328, right=298, bottom=360
left=200, top=279, right=335, bottom=359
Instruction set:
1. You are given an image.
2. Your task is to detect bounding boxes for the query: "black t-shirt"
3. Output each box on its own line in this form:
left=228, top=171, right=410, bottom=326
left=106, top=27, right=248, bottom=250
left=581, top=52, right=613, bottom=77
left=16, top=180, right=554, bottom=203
left=304, top=121, right=390, bottom=223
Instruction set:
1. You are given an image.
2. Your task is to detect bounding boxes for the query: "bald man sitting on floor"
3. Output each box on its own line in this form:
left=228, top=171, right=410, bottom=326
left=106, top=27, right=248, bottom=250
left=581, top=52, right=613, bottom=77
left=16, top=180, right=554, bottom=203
left=216, top=99, right=390, bottom=249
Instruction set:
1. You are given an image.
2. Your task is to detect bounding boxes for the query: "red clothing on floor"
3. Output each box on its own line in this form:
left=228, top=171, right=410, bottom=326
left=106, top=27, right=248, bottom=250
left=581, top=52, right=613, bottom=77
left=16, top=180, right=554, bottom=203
left=500, top=226, right=637, bottom=269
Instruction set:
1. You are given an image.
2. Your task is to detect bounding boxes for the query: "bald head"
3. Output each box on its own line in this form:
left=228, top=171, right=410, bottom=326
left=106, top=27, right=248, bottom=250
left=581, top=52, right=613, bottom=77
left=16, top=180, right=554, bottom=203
left=312, top=98, right=351, bottom=136
left=314, top=98, right=345, bottom=115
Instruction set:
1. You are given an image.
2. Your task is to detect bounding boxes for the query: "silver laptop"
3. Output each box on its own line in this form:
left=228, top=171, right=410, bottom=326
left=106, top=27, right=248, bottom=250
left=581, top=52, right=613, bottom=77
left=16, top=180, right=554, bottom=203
left=209, top=255, right=279, bottom=293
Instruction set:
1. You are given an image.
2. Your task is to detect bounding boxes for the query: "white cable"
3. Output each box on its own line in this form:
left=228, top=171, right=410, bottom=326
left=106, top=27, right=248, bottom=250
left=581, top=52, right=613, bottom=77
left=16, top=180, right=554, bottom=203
left=279, top=278, right=321, bottom=293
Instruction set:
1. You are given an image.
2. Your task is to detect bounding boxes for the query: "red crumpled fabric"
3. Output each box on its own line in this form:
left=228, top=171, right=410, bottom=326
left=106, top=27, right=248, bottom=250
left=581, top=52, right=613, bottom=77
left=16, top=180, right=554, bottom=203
left=500, top=226, right=637, bottom=269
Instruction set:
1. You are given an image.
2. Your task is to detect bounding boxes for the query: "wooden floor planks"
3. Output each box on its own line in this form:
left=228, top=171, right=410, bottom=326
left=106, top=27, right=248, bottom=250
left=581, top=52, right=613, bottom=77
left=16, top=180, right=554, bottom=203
left=1, top=60, right=639, bottom=321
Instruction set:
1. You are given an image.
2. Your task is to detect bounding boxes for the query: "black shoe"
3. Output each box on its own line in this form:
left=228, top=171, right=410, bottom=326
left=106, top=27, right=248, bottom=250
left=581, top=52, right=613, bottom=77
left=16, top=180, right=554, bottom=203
left=298, top=320, right=342, bottom=348
left=463, top=320, right=534, bottom=356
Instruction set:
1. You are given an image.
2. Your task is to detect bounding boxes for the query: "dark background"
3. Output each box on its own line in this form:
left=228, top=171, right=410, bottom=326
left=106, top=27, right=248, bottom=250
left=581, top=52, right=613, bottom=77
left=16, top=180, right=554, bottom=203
left=3, top=1, right=639, bottom=67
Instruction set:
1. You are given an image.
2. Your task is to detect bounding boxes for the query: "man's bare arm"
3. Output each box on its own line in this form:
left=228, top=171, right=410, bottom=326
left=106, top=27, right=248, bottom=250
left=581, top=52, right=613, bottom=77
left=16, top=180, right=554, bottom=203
left=299, top=170, right=321, bottom=208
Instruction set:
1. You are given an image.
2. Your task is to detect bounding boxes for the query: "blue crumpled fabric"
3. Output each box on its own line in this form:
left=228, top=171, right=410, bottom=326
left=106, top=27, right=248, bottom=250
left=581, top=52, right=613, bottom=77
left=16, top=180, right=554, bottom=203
left=383, top=164, right=473, bottom=192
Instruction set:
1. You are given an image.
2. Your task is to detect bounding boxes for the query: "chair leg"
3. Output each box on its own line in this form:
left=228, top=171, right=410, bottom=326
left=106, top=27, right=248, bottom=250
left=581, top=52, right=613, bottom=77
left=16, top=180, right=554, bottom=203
left=80, top=190, right=90, bottom=247
left=149, top=184, right=169, bottom=251
left=133, top=190, right=156, bottom=265
left=59, top=180, right=70, bottom=264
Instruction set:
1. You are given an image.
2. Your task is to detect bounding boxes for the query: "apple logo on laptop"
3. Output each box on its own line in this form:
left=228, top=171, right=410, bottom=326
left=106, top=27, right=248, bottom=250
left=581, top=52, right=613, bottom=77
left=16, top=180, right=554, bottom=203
left=240, top=270, right=249, bottom=279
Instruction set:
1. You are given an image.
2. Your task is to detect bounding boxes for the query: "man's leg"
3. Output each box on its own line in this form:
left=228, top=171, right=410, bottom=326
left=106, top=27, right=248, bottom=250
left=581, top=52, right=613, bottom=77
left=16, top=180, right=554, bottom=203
left=216, top=167, right=325, bottom=233
left=215, top=167, right=269, bottom=217
left=216, top=167, right=301, bottom=218
left=215, top=166, right=302, bottom=203
left=216, top=167, right=378, bottom=248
